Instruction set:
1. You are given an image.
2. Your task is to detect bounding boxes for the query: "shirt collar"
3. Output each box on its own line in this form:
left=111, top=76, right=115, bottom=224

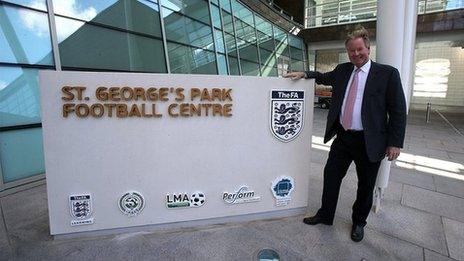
left=354, top=59, right=371, bottom=73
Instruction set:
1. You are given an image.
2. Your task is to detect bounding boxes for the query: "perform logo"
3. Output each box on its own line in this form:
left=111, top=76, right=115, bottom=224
left=223, top=185, right=261, bottom=204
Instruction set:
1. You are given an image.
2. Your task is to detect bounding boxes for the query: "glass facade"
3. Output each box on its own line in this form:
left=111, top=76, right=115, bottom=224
left=0, top=0, right=306, bottom=188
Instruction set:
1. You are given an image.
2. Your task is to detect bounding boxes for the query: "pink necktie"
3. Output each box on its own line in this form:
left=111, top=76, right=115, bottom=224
left=342, top=68, right=361, bottom=130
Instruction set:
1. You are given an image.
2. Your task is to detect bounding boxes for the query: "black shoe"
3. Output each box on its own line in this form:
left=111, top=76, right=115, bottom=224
left=351, top=224, right=364, bottom=242
left=303, top=215, right=333, bottom=226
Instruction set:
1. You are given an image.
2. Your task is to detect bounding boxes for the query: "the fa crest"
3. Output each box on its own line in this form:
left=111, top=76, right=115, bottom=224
left=69, top=194, right=94, bottom=226
left=270, top=90, right=305, bottom=142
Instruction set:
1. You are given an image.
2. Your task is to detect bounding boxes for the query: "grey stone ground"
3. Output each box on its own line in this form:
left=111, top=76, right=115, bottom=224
left=0, top=108, right=463, bottom=260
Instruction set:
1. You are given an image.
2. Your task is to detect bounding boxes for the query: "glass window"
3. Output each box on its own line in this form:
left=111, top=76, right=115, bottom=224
left=234, top=19, right=256, bottom=43
left=214, top=29, right=225, bottom=53
left=255, top=15, right=272, bottom=36
left=211, top=4, right=222, bottom=29
left=224, top=32, right=237, bottom=56
left=0, top=127, right=45, bottom=183
left=238, top=43, right=259, bottom=63
left=211, top=0, right=219, bottom=5
left=221, top=10, right=234, bottom=34
left=231, top=0, right=253, bottom=26
left=168, top=42, right=217, bottom=74
left=162, top=0, right=210, bottom=24
left=240, top=60, right=259, bottom=76
left=217, top=53, right=228, bottom=75
left=290, top=60, right=304, bottom=72
left=54, top=0, right=162, bottom=37
left=257, top=32, right=275, bottom=51
left=0, top=67, right=42, bottom=127
left=276, top=54, right=290, bottom=76
left=259, top=48, right=276, bottom=67
left=261, top=65, right=278, bottom=77
left=228, top=56, right=240, bottom=75
left=219, top=0, right=231, bottom=12
left=163, top=8, right=214, bottom=50
left=56, top=17, right=166, bottom=72
left=290, top=47, right=303, bottom=60
left=288, top=34, right=303, bottom=49
left=2, top=0, right=47, bottom=11
left=0, top=5, right=54, bottom=65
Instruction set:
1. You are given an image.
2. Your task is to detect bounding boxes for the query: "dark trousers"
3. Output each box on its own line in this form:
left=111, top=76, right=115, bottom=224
left=317, top=128, right=381, bottom=227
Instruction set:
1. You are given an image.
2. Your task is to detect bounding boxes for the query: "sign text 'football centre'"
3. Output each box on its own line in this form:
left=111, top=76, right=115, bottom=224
left=61, top=87, right=233, bottom=118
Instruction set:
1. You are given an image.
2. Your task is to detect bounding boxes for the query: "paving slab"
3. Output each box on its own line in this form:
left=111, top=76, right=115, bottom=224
left=389, top=167, right=436, bottom=190
left=434, top=175, right=464, bottom=198
left=424, top=249, right=457, bottom=261
left=143, top=221, right=310, bottom=261
left=448, top=152, right=464, bottom=162
left=443, top=217, right=464, bottom=261
left=1, top=185, right=50, bottom=247
left=402, top=185, right=464, bottom=223
left=359, top=201, right=448, bottom=255
left=0, top=203, right=12, bottom=260
left=309, top=219, right=423, bottom=261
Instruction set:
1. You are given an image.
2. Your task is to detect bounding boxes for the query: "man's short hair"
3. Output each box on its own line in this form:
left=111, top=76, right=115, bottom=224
left=345, top=26, right=370, bottom=49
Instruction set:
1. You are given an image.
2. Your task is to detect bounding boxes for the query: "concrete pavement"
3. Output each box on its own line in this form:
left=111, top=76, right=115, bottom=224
left=0, top=108, right=463, bottom=260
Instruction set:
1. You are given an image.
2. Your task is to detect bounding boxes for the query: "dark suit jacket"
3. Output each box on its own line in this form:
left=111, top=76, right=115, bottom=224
left=308, top=61, right=407, bottom=162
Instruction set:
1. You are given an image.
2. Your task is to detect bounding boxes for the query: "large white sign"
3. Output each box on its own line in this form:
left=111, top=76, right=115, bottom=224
left=40, top=72, right=314, bottom=235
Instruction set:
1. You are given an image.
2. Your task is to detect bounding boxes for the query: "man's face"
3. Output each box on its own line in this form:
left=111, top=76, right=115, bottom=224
left=346, top=37, right=370, bottom=68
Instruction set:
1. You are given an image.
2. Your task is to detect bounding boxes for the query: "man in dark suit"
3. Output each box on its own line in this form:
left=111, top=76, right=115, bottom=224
left=284, top=27, right=406, bottom=242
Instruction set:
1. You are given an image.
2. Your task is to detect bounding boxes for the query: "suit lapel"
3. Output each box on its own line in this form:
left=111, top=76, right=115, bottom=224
left=337, top=63, right=354, bottom=102
left=361, top=61, right=378, bottom=110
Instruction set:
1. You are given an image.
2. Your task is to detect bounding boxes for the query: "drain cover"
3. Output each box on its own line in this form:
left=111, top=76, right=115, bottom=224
left=257, top=249, right=280, bottom=261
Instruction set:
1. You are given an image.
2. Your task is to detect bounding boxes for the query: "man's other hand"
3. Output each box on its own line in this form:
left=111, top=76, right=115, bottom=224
left=385, top=146, right=400, bottom=161
left=283, top=71, right=305, bottom=80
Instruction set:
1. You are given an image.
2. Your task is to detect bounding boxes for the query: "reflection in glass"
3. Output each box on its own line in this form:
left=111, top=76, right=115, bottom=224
left=163, top=8, right=214, bottom=50
left=54, top=0, right=162, bottom=37
left=215, top=29, right=226, bottom=53
left=211, top=5, right=222, bottom=28
left=219, top=0, right=231, bottom=12
left=234, top=19, right=256, bottom=43
left=56, top=17, right=166, bottom=72
left=0, top=127, right=45, bottom=183
left=228, top=56, right=240, bottom=75
left=0, top=67, right=42, bottom=127
left=217, top=53, right=228, bottom=75
left=258, top=32, right=275, bottom=52
left=261, top=65, right=278, bottom=77
left=240, top=59, right=259, bottom=76
left=224, top=32, right=237, bottom=55
left=290, top=47, right=303, bottom=60
left=288, top=34, right=303, bottom=49
left=231, top=0, right=253, bottom=25
left=290, top=60, right=304, bottom=72
left=255, top=15, right=272, bottom=36
left=0, top=5, right=54, bottom=65
left=238, top=43, right=259, bottom=63
left=3, top=0, right=47, bottom=11
left=168, top=42, right=217, bottom=74
left=259, top=48, right=276, bottom=67
left=162, top=0, right=210, bottom=24
left=221, top=10, right=234, bottom=34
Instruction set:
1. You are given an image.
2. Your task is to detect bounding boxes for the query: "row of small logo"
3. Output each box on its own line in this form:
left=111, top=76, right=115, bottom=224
left=69, top=176, right=294, bottom=226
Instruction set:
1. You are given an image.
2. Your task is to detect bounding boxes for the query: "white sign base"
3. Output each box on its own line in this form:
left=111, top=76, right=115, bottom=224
left=39, top=72, right=314, bottom=235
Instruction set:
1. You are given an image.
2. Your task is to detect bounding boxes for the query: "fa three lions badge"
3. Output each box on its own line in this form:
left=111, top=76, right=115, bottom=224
left=69, top=194, right=94, bottom=226
left=270, top=90, right=305, bottom=142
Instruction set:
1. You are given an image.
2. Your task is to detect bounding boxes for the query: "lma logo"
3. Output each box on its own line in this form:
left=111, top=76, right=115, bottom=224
left=166, top=192, right=206, bottom=209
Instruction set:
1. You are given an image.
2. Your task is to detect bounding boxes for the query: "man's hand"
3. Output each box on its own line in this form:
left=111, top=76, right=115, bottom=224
left=283, top=71, right=305, bottom=80
left=385, top=146, right=400, bottom=161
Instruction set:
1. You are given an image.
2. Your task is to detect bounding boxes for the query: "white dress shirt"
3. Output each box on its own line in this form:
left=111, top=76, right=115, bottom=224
left=340, top=60, right=371, bottom=130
